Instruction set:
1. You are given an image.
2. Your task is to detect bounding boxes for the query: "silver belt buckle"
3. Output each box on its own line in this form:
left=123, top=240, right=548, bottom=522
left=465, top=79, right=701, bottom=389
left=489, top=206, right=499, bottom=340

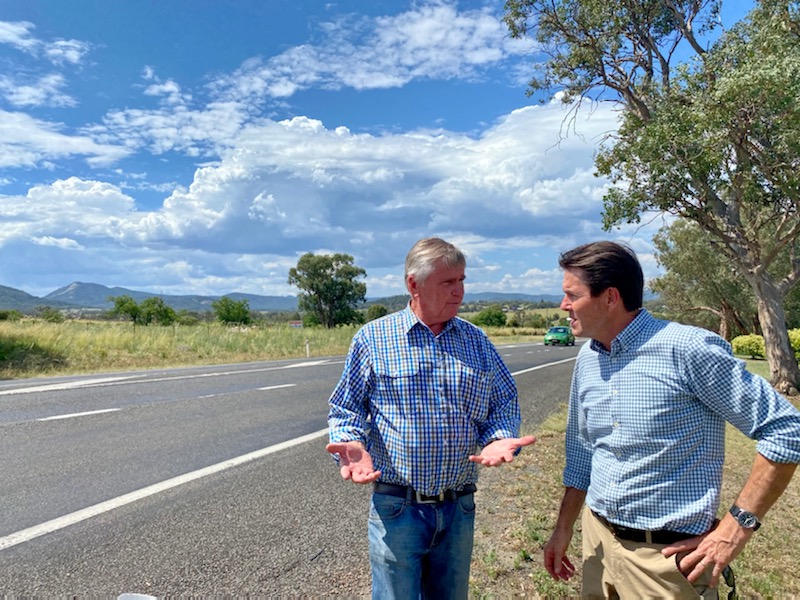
left=415, top=490, right=445, bottom=504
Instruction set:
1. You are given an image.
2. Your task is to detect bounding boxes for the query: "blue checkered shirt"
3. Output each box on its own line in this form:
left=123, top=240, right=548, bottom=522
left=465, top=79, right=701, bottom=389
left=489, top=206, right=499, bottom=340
left=328, top=305, right=520, bottom=496
left=565, top=309, right=800, bottom=534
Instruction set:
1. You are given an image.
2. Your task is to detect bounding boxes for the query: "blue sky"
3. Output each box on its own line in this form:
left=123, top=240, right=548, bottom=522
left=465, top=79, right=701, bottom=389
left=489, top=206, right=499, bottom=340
left=0, top=0, right=751, bottom=299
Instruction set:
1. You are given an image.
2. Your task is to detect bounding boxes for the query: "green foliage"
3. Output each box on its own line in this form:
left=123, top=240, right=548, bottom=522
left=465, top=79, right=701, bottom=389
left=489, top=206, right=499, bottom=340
left=108, top=295, right=141, bottom=324
left=505, top=0, right=800, bottom=392
left=288, top=252, right=367, bottom=328
left=33, top=306, right=65, bottom=323
left=175, top=310, right=201, bottom=326
left=732, top=334, right=767, bottom=359
left=211, top=296, right=252, bottom=325
left=108, top=294, right=178, bottom=326
left=790, top=329, right=800, bottom=358
left=732, top=330, right=800, bottom=360
left=302, top=312, right=321, bottom=327
left=139, top=296, right=177, bottom=326
left=366, top=303, right=389, bottom=322
left=471, top=305, right=507, bottom=327
left=651, top=219, right=757, bottom=338
left=0, top=310, right=23, bottom=321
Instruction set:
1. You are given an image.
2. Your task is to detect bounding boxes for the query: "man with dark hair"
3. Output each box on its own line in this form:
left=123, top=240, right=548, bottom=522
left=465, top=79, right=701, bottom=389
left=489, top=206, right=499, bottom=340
left=327, top=237, right=536, bottom=599
left=545, top=240, right=800, bottom=598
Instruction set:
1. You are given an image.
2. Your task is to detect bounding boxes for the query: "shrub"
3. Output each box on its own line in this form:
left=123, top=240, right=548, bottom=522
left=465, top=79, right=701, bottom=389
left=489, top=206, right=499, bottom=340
left=472, top=305, right=507, bottom=327
left=731, top=334, right=766, bottom=359
left=789, top=329, right=800, bottom=358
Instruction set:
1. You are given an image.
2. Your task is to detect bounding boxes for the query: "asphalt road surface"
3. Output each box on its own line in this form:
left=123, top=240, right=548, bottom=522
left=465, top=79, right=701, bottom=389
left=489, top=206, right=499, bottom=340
left=0, top=341, right=581, bottom=596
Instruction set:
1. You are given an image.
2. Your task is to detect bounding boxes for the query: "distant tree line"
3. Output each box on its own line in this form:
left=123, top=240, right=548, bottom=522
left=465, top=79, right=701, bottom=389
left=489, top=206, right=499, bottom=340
left=106, top=294, right=258, bottom=326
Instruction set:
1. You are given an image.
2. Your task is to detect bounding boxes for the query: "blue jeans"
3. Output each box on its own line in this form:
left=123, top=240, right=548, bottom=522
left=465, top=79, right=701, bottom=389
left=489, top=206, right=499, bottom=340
left=368, top=491, right=476, bottom=600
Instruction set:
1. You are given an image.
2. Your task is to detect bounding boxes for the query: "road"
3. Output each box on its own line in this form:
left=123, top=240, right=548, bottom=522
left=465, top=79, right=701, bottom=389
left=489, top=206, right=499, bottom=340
left=0, top=341, right=581, bottom=596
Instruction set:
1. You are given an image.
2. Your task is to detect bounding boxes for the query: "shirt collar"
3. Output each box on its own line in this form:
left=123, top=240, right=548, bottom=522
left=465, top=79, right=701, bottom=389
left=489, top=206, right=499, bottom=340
left=590, top=308, right=651, bottom=355
left=401, top=303, right=459, bottom=336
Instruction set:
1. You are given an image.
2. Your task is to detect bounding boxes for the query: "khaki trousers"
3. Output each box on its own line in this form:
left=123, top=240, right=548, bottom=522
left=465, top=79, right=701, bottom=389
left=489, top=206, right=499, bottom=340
left=581, top=507, right=717, bottom=599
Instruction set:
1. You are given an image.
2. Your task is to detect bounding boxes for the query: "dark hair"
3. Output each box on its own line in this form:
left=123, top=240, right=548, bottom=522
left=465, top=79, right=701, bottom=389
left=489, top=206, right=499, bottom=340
left=558, top=241, right=643, bottom=311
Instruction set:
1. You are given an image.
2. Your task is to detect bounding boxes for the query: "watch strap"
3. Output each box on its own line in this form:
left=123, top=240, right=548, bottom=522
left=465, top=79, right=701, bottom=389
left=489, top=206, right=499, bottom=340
left=730, top=504, right=761, bottom=531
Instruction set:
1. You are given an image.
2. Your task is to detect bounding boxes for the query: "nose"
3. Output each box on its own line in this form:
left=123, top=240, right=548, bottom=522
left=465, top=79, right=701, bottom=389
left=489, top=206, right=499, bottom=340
left=560, top=295, right=570, bottom=311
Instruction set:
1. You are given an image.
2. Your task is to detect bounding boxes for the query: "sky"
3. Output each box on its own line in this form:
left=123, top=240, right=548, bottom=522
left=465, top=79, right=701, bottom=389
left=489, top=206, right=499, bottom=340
left=0, top=0, right=753, bottom=300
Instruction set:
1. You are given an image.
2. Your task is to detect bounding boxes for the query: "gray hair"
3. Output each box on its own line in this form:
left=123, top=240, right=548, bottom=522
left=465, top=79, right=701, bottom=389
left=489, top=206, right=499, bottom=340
left=404, top=237, right=466, bottom=290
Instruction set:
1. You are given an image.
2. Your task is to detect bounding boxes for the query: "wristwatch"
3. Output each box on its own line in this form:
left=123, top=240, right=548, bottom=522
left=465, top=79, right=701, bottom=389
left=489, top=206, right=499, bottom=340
left=730, top=504, right=761, bottom=531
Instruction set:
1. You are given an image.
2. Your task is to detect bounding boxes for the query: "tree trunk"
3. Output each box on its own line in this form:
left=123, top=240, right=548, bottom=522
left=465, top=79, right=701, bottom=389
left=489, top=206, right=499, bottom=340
left=748, top=274, right=800, bottom=396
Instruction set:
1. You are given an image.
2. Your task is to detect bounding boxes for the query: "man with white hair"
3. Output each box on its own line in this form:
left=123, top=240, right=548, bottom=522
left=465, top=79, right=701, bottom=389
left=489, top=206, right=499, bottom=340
left=327, top=237, right=536, bottom=599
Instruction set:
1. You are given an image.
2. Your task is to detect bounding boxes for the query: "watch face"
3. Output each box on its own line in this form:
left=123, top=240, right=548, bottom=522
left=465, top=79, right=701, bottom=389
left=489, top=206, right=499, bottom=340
left=741, top=513, right=758, bottom=528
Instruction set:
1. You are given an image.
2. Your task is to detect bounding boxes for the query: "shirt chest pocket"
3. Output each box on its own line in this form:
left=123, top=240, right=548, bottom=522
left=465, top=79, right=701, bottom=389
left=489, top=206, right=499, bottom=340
left=454, top=363, right=492, bottom=421
left=373, top=361, right=421, bottom=414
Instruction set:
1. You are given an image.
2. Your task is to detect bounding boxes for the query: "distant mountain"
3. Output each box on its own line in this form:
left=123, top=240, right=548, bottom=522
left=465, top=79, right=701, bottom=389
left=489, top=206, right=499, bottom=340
left=0, top=285, right=77, bottom=312
left=462, top=292, right=563, bottom=304
left=0, top=282, right=565, bottom=314
left=43, top=282, right=299, bottom=312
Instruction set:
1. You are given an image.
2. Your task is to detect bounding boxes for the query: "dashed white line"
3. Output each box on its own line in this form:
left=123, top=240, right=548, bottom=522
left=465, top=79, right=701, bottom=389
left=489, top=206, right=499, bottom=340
left=36, top=408, right=121, bottom=422
left=257, top=384, right=297, bottom=391
left=1, top=356, right=573, bottom=551
left=511, top=356, right=576, bottom=376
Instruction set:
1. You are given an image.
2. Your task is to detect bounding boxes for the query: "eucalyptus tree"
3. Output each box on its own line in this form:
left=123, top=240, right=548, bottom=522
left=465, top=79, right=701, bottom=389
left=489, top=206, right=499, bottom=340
left=505, top=0, right=800, bottom=392
left=651, top=219, right=758, bottom=339
left=288, top=252, right=367, bottom=328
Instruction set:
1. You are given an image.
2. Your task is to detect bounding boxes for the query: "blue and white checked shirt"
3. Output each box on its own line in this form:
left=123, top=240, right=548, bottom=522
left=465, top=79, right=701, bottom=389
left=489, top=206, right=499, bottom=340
left=565, top=309, right=800, bottom=534
left=328, top=305, right=520, bottom=496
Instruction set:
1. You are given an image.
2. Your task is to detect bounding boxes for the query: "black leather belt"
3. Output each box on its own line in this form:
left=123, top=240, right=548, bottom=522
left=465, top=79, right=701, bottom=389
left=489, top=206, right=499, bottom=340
left=373, top=482, right=477, bottom=504
left=592, top=510, right=696, bottom=545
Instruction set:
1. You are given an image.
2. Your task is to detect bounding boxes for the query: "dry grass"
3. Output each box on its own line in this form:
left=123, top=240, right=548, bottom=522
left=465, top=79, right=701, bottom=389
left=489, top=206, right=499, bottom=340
left=468, top=360, right=800, bottom=598
left=0, top=320, right=361, bottom=379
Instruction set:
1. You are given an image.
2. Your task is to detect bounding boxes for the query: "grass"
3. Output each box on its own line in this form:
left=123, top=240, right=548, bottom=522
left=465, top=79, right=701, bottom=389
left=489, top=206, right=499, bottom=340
left=0, top=319, right=553, bottom=380
left=468, top=357, right=800, bottom=598
left=0, top=320, right=361, bottom=379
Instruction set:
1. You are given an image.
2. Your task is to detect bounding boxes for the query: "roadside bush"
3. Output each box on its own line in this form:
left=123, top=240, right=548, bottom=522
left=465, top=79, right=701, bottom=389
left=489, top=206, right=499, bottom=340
left=472, top=305, right=506, bottom=327
left=732, top=334, right=766, bottom=359
left=790, top=328, right=800, bottom=358
left=732, top=330, right=800, bottom=360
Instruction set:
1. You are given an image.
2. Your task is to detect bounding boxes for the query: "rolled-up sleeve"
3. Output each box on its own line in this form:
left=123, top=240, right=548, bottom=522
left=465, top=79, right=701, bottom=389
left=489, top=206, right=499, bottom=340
left=685, top=334, right=800, bottom=464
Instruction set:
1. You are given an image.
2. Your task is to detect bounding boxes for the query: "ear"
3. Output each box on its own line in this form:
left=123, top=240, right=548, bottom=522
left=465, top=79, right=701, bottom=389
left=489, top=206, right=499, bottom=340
left=605, top=286, right=622, bottom=308
left=407, top=274, right=419, bottom=297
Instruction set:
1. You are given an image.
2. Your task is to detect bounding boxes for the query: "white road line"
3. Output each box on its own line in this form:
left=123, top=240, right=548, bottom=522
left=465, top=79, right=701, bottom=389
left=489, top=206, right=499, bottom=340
left=36, top=408, right=121, bottom=422
left=1, top=356, right=573, bottom=551
left=512, top=356, right=576, bottom=376
left=281, top=360, right=331, bottom=369
left=32, top=383, right=297, bottom=422
left=0, top=360, right=337, bottom=396
left=0, top=376, right=135, bottom=396
left=257, top=384, right=297, bottom=391
left=0, top=428, right=329, bottom=551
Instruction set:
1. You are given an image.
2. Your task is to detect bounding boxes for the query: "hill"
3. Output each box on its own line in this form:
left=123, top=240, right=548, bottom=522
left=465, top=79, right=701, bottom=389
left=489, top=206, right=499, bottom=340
left=0, top=282, right=564, bottom=314
left=42, top=282, right=299, bottom=312
left=0, top=285, right=76, bottom=312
